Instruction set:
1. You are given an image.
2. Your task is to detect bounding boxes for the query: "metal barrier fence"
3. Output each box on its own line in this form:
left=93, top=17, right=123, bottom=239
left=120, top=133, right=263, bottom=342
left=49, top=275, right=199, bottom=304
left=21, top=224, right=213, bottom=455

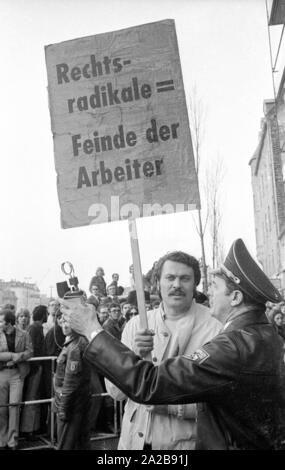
left=0, top=356, right=123, bottom=450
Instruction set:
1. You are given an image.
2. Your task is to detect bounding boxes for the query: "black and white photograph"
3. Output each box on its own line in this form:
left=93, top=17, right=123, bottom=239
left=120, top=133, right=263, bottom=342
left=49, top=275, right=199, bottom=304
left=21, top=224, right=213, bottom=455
left=0, top=0, right=285, bottom=457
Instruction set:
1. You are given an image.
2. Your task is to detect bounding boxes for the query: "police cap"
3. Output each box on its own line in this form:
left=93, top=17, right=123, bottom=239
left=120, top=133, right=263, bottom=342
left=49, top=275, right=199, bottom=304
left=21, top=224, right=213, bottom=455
left=212, top=238, right=282, bottom=304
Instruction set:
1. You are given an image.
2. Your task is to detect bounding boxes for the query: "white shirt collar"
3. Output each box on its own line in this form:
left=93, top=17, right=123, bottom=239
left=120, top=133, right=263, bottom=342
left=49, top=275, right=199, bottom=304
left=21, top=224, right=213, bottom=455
left=159, top=299, right=197, bottom=320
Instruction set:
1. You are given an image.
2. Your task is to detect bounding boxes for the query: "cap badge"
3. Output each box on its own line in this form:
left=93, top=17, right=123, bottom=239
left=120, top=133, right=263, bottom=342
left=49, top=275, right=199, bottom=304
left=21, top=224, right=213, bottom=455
left=221, top=265, right=240, bottom=284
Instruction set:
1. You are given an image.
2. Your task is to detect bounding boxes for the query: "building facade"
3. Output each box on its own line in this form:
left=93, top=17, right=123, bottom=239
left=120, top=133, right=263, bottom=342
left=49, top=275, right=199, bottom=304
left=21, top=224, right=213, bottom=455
left=0, top=280, right=42, bottom=312
left=249, top=1, right=285, bottom=297
left=249, top=101, right=285, bottom=295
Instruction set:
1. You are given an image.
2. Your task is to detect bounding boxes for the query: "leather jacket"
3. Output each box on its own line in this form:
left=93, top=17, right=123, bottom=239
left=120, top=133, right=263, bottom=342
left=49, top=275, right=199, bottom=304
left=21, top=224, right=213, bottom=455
left=54, top=334, right=91, bottom=419
left=85, top=309, right=285, bottom=450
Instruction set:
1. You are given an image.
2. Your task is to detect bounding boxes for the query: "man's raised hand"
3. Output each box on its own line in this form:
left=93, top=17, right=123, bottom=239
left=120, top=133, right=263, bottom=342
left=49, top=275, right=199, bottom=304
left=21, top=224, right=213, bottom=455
left=59, top=297, right=101, bottom=340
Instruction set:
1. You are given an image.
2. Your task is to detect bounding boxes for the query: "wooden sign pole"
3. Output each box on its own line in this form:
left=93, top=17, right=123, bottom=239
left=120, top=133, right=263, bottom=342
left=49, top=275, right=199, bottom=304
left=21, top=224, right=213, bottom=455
left=128, top=219, right=148, bottom=330
left=128, top=219, right=152, bottom=362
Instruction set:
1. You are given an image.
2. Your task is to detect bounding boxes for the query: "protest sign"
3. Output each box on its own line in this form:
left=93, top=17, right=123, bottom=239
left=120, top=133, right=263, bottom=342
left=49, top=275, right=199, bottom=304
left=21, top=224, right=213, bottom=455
left=45, top=19, right=200, bottom=229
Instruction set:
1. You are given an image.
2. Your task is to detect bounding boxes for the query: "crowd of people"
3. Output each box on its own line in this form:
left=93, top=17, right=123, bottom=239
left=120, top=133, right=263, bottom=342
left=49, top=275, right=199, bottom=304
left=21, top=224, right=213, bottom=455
left=266, top=301, right=285, bottom=340
left=1, top=249, right=285, bottom=450
left=0, top=266, right=161, bottom=450
left=61, top=239, right=285, bottom=451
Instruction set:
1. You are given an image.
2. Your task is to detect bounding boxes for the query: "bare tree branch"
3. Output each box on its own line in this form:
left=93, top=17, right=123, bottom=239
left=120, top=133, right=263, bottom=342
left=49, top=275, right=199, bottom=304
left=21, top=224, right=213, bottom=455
left=205, top=155, right=226, bottom=269
left=191, top=212, right=201, bottom=236
left=189, top=86, right=208, bottom=293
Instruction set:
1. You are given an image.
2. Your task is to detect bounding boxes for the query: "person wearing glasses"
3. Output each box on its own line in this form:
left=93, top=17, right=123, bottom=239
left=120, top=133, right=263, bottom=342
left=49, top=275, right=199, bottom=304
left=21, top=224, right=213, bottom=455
left=102, top=303, right=123, bottom=341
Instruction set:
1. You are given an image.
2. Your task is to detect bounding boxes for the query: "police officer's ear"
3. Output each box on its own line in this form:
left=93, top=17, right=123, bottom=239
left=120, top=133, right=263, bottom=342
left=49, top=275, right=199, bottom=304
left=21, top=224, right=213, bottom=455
left=230, top=290, right=244, bottom=307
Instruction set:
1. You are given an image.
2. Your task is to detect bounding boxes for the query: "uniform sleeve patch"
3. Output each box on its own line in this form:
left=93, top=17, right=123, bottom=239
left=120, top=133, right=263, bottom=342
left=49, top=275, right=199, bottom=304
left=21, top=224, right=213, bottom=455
left=183, top=348, right=210, bottom=364
left=69, top=361, right=79, bottom=372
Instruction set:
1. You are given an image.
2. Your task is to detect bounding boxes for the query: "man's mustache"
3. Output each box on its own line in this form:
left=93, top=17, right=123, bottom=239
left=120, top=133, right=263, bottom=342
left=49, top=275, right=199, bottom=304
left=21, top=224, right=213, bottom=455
left=169, top=289, right=185, bottom=296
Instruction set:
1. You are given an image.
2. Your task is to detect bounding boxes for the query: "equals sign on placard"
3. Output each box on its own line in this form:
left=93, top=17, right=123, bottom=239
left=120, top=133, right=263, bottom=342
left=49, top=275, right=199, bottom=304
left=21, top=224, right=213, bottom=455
left=156, top=79, right=175, bottom=93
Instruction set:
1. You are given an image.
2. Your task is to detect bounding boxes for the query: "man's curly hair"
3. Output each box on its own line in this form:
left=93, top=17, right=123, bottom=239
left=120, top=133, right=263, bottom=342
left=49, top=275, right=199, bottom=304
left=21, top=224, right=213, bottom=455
left=154, top=251, right=201, bottom=286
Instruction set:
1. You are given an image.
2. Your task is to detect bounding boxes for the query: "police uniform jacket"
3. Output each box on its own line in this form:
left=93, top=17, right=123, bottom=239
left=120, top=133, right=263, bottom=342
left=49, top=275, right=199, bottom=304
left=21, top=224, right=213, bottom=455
left=54, top=334, right=91, bottom=418
left=85, top=308, right=285, bottom=450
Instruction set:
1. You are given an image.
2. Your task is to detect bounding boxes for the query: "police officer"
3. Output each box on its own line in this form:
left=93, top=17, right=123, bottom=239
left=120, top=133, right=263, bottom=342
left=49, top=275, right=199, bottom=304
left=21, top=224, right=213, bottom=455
left=60, top=239, right=285, bottom=450
left=53, top=294, right=92, bottom=450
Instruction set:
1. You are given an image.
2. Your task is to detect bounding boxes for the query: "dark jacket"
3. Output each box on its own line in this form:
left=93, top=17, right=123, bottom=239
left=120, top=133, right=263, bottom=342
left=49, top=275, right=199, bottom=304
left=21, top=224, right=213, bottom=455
left=44, top=324, right=65, bottom=357
left=28, top=321, right=44, bottom=357
left=27, top=321, right=45, bottom=373
left=84, top=309, right=285, bottom=450
left=43, top=324, right=65, bottom=398
left=54, top=335, right=91, bottom=418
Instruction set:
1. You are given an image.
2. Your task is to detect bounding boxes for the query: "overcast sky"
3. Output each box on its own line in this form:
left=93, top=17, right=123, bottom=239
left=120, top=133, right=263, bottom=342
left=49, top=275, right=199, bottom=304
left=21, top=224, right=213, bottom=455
left=0, top=0, right=276, bottom=296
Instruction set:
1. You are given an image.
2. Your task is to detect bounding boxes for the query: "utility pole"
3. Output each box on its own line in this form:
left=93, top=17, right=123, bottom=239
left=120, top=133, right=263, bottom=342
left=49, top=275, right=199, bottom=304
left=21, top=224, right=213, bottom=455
left=49, top=285, right=53, bottom=299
